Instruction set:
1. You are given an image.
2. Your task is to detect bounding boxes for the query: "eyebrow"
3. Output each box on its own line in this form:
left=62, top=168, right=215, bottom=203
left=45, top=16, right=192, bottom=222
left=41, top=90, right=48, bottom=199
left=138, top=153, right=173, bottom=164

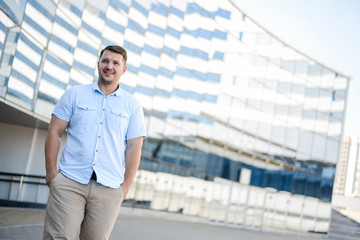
left=100, top=58, right=121, bottom=64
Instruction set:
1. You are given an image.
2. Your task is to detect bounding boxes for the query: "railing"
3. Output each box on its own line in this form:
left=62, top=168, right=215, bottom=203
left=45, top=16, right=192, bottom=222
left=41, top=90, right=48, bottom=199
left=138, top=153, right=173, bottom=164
left=0, top=170, right=331, bottom=236
left=125, top=170, right=331, bottom=236
left=0, top=172, right=48, bottom=205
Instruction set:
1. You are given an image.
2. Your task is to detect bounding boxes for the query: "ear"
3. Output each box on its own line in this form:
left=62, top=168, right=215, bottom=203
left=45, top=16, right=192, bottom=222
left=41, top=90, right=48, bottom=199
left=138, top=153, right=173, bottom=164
left=122, top=66, right=127, bottom=75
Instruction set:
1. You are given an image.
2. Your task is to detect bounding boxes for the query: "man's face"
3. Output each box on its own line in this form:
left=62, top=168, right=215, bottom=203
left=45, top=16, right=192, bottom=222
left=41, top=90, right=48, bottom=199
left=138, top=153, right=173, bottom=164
left=98, top=50, right=127, bottom=85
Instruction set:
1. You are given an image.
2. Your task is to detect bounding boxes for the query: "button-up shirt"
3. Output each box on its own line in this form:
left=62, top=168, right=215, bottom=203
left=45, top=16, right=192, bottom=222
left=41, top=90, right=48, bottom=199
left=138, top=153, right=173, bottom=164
left=53, top=82, right=146, bottom=188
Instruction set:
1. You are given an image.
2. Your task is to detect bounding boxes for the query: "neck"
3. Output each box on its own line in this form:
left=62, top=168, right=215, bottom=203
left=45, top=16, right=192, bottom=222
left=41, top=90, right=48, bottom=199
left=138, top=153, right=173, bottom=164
left=98, top=81, right=119, bottom=96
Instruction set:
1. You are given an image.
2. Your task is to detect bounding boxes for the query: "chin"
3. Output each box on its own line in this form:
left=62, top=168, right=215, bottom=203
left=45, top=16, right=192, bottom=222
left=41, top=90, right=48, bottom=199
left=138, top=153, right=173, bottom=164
left=100, top=77, right=113, bottom=84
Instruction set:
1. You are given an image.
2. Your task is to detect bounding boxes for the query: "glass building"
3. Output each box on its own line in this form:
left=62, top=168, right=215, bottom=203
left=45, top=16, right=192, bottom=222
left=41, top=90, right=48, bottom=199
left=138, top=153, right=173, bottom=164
left=0, top=0, right=349, bottom=202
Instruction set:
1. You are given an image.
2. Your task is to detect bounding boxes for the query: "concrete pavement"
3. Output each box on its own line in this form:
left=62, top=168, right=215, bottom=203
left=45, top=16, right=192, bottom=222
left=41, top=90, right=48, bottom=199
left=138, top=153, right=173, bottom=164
left=0, top=206, right=326, bottom=240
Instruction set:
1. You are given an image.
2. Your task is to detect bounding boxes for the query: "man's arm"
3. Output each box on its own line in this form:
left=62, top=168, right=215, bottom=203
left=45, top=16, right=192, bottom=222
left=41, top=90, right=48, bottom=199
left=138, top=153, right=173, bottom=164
left=121, top=136, right=143, bottom=198
left=45, top=115, right=69, bottom=186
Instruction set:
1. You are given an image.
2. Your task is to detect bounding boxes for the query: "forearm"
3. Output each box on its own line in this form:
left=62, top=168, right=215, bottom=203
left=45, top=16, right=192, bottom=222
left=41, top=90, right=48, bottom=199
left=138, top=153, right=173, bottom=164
left=122, top=137, right=143, bottom=197
left=123, top=146, right=141, bottom=187
left=45, top=132, right=61, bottom=173
left=44, top=115, right=68, bottom=185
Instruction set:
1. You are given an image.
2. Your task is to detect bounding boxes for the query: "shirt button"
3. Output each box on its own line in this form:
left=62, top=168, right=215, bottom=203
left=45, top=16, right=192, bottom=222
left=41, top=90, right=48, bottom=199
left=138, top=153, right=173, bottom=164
left=100, top=122, right=103, bottom=124
left=93, top=164, right=95, bottom=166
left=103, top=108, right=105, bottom=111
left=98, top=136, right=100, bottom=138
left=96, top=150, right=98, bottom=152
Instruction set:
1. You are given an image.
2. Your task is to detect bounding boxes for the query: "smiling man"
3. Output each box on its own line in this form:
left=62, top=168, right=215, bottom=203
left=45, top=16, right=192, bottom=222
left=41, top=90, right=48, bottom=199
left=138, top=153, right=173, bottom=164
left=43, top=45, right=146, bottom=240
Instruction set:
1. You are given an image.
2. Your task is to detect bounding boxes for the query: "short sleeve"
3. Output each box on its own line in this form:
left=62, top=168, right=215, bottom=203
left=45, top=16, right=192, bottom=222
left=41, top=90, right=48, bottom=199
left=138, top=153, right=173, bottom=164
left=126, top=100, right=147, bottom=140
left=52, top=87, right=75, bottom=122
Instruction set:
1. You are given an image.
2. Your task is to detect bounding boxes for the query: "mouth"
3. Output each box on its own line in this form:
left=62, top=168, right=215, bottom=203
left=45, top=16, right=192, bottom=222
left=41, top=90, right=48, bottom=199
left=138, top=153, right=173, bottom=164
left=103, top=70, right=114, bottom=77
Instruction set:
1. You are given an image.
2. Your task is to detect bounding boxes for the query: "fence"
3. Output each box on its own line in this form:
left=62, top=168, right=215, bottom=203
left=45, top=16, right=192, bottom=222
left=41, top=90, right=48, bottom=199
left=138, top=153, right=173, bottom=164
left=0, top=172, right=48, bottom=205
left=0, top=170, right=331, bottom=235
left=126, top=170, right=331, bottom=234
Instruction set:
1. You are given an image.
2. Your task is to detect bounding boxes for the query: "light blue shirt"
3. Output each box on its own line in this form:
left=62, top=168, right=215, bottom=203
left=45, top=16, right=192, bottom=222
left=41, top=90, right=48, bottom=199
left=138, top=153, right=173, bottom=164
left=53, top=82, right=146, bottom=188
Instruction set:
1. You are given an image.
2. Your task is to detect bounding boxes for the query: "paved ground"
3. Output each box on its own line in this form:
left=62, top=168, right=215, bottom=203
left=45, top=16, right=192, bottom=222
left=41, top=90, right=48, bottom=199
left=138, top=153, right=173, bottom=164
left=0, top=207, right=327, bottom=240
left=328, top=210, right=360, bottom=240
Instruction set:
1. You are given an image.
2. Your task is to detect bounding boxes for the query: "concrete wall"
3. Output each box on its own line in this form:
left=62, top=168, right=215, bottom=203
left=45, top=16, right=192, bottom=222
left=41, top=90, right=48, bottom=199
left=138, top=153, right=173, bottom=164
left=0, top=122, right=66, bottom=176
left=332, top=194, right=360, bottom=211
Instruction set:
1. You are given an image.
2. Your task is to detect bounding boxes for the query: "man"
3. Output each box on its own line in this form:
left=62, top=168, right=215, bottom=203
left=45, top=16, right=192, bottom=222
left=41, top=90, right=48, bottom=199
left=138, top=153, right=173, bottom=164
left=43, top=45, right=146, bottom=239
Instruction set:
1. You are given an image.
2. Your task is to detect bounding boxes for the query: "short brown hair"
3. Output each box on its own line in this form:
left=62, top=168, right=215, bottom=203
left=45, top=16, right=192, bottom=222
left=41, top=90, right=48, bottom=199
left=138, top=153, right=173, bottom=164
left=99, top=45, right=127, bottom=64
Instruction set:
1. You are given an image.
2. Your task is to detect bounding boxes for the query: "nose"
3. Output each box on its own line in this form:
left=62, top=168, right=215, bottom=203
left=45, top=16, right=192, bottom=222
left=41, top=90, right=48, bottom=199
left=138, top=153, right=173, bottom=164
left=105, top=62, right=114, bottom=69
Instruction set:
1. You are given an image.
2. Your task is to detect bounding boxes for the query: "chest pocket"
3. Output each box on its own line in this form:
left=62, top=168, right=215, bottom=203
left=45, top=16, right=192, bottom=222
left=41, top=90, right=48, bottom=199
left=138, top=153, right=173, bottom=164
left=76, top=104, right=97, bottom=127
left=110, top=109, right=129, bottom=132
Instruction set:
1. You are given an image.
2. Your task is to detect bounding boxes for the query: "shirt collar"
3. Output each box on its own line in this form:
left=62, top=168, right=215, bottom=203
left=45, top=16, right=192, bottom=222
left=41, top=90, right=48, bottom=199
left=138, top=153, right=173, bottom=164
left=92, top=81, right=101, bottom=93
left=92, top=81, right=123, bottom=97
left=113, top=85, right=123, bottom=96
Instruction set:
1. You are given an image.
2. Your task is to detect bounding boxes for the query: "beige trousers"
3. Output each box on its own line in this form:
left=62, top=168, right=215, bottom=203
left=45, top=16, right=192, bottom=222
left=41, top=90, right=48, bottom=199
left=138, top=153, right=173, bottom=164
left=43, top=173, right=124, bottom=240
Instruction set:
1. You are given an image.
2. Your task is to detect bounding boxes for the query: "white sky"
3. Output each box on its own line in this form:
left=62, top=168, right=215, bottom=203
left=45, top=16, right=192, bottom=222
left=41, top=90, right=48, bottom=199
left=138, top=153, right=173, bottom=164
left=232, top=0, right=360, bottom=137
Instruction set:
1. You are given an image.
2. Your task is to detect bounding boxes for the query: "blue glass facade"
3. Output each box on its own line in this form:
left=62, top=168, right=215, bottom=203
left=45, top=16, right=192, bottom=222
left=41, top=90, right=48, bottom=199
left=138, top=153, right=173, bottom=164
left=0, top=0, right=349, bottom=202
